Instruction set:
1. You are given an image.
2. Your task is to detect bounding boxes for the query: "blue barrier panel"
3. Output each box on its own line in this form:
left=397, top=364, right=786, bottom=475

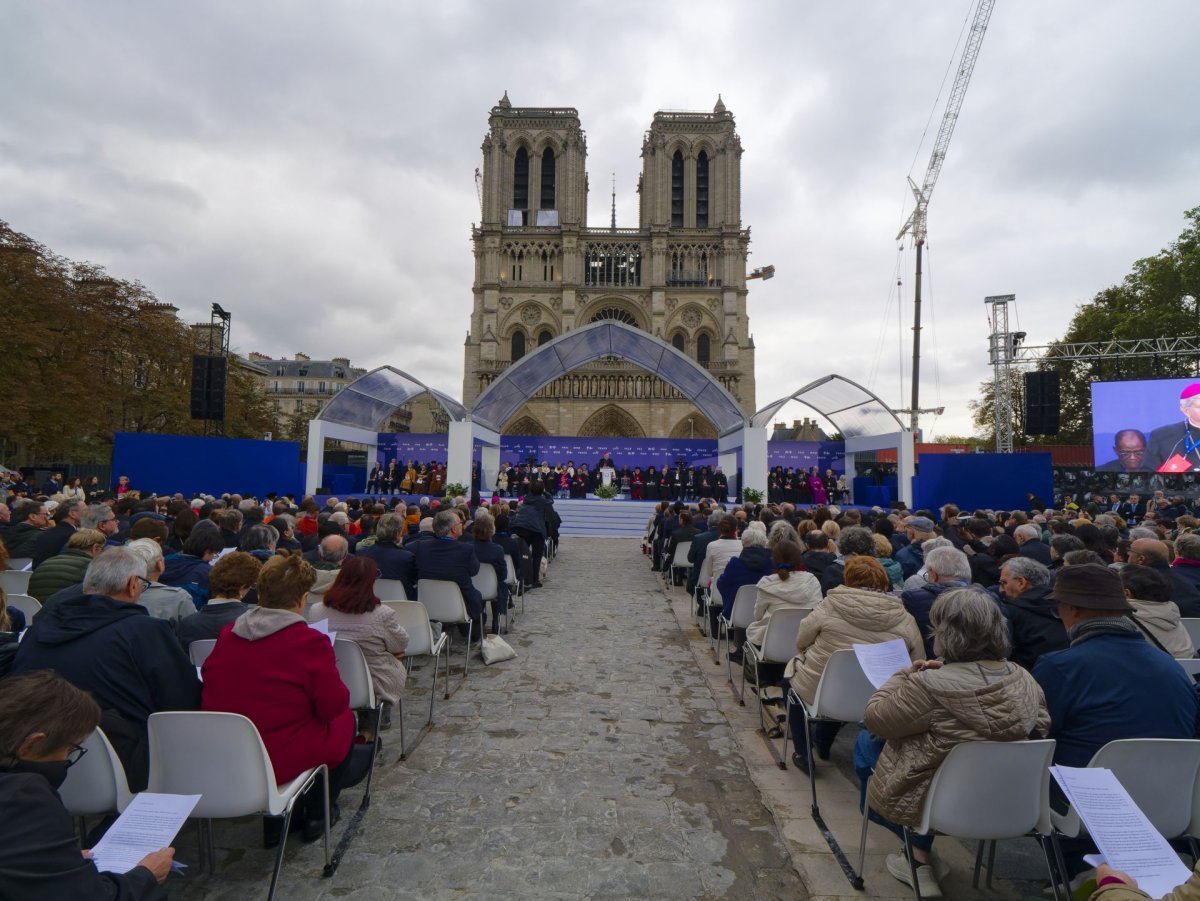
left=912, top=453, right=1053, bottom=512
left=112, top=433, right=303, bottom=498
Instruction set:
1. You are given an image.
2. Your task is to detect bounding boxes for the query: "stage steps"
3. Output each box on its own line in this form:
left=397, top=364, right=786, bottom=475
left=551, top=498, right=658, bottom=539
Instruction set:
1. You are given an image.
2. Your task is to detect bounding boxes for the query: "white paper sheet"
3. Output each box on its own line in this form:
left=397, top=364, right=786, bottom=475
left=1051, top=766, right=1192, bottom=898
left=90, top=792, right=200, bottom=875
left=853, top=639, right=912, bottom=689
left=309, top=619, right=337, bottom=645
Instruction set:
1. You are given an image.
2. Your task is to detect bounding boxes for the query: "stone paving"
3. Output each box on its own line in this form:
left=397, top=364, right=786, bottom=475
left=174, top=538, right=808, bottom=900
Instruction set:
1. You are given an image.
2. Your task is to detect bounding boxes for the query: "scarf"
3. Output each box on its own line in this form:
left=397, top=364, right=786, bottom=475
left=1068, top=616, right=1140, bottom=646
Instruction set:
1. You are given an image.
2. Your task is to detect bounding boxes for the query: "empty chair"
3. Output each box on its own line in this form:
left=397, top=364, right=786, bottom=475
left=189, top=639, right=217, bottom=668
left=471, top=565, right=506, bottom=635
left=374, top=578, right=409, bottom=601
left=1182, top=618, right=1200, bottom=653
left=4, top=593, right=41, bottom=619
left=332, top=639, right=382, bottom=808
left=57, top=727, right=133, bottom=840
left=859, top=739, right=1061, bottom=900
left=786, top=649, right=876, bottom=809
left=0, top=569, right=32, bottom=595
left=417, top=578, right=477, bottom=680
left=743, top=605, right=811, bottom=764
left=719, top=584, right=757, bottom=692
left=383, top=600, right=449, bottom=757
left=146, top=711, right=332, bottom=901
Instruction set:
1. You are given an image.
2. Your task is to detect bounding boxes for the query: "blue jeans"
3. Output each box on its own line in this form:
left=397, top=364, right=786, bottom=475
left=855, top=730, right=934, bottom=854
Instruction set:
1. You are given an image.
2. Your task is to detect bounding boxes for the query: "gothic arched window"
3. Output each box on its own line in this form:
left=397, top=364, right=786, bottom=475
left=537, top=329, right=553, bottom=346
left=591, top=307, right=638, bottom=327
left=511, top=330, right=526, bottom=361
left=513, top=148, right=529, bottom=213
left=672, top=332, right=686, bottom=352
left=696, top=151, right=709, bottom=228
left=540, top=147, right=556, bottom=210
left=696, top=332, right=711, bottom=364
left=671, top=150, right=684, bottom=227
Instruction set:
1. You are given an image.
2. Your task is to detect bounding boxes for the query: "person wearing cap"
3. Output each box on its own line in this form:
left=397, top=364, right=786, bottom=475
left=894, top=516, right=936, bottom=579
left=1032, top=563, right=1198, bottom=771
left=1146, top=383, right=1200, bottom=472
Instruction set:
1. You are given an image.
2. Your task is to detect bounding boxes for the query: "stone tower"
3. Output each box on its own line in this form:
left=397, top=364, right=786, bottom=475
left=463, top=94, right=755, bottom=438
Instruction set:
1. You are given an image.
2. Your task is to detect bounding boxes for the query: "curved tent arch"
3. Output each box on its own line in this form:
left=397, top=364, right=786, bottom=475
left=750, top=374, right=904, bottom=438
left=314, top=366, right=467, bottom=432
left=469, top=319, right=746, bottom=435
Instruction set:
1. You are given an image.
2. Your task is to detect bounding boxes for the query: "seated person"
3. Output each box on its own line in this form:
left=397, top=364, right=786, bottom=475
left=176, top=551, right=262, bottom=650
left=27, top=528, right=106, bottom=603
left=201, top=554, right=371, bottom=842
left=697, top=515, right=742, bottom=613
left=1121, top=564, right=1196, bottom=659
left=900, top=546, right=974, bottom=658
left=126, top=538, right=195, bottom=624
left=160, top=523, right=225, bottom=609
left=308, top=556, right=408, bottom=731
left=998, top=557, right=1067, bottom=670
left=354, top=513, right=417, bottom=600
left=746, top=539, right=821, bottom=648
left=859, top=587, right=1050, bottom=898
left=788, top=557, right=923, bottom=772
left=663, top=511, right=699, bottom=586
left=412, top=510, right=482, bottom=636
left=715, top=523, right=772, bottom=662
left=12, top=547, right=200, bottom=790
left=0, top=671, right=175, bottom=899
left=470, top=512, right=510, bottom=634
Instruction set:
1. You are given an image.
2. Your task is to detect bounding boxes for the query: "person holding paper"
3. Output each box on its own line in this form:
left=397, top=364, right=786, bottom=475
left=859, top=586, right=1050, bottom=898
left=0, top=670, right=174, bottom=899
left=1088, top=862, right=1200, bottom=899
left=202, top=554, right=371, bottom=844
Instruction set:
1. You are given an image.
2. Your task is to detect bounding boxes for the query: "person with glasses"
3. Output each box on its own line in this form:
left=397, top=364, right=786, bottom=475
left=899, top=546, right=975, bottom=659
left=0, top=670, right=175, bottom=899
left=2, top=498, right=52, bottom=558
left=11, top=546, right=200, bottom=792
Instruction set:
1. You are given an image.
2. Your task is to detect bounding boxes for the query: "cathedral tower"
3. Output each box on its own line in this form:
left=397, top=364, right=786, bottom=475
left=463, top=95, right=755, bottom=439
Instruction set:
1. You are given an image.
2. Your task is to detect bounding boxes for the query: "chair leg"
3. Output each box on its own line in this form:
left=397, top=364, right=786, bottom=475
left=1038, top=835, right=1064, bottom=901
left=463, top=621, right=472, bottom=679
left=986, top=838, right=997, bottom=888
left=320, top=765, right=332, bottom=877
left=972, top=840, right=984, bottom=888
left=803, top=709, right=819, bottom=808
left=737, top=645, right=747, bottom=706
left=858, top=778, right=872, bottom=881
left=442, top=641, right=451, bottom=700
left=1050, top=832, right=1071, bottom=901
left=398, top=695, right=407, bottom=760
left=268, top=807, right=296, bottom=901
left=360, top=701, right=382, bottom=810
left=902, top=828, right=923, bottom=901
left=205, top=818, right=215, bottom=874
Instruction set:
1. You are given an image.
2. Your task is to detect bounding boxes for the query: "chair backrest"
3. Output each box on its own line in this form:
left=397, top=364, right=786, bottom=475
left=504, top=554, right=520, bottom=588
left=4, top=558, right=32, bottom=572
left=57, top=727, right=133, bottom=816
left=760, top=606, right=812, bottom=663
left=189, top=639, right=217, bottom=668
left=1178, top=658, right=1200, bottom=677
left=375, top=578, right=409, bottom=601
left=5, top=593, right=41, bottom=618
left=810, top=649, right=878, bottom=722
left=920, top=739, right=1057, bottom=839
left=384, top=600, right=435, bottom=656
left=333, top=638, right=375, bottom=708
left=729, top=585, right=758, bottom=629
left=0, top=570, right=32, bottom=594
left=416, top=579, right=469, bottom=624
left=671, top=541, right=692, bottom=568
left=147, top=711, right=282, bottom=818
left=1182, top=619, right=1200, bottom=653
left=1090, top=738, right=1200, bottom=839
left=471, top=566, right=499, bottom=602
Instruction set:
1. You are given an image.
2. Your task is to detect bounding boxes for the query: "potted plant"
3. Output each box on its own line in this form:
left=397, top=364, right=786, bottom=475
left=443, top=482, right=468, bottom=499
left=595, top=483, right=618, bottom=500
left=742, top=487, right=763, bottom=504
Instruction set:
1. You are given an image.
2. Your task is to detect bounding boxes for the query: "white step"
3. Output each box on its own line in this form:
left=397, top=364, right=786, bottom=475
left=551, top=498, right=659, bottom=538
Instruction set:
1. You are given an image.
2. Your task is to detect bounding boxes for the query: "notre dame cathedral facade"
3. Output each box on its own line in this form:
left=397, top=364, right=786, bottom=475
left=462, top=94, right=756, bottom=439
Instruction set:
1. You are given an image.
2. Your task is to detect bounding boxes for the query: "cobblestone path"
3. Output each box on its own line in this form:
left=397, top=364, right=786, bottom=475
left=178, top=537, right=807, bottom=900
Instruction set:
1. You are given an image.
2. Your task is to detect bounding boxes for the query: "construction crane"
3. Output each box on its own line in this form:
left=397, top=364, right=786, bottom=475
left=896, top=0, right=996, bottom=436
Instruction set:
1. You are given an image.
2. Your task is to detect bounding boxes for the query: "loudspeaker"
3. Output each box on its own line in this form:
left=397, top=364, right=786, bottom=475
left=190, top=355, right=228, bottom=420
left=1023, top=371, right=1060, bottom=435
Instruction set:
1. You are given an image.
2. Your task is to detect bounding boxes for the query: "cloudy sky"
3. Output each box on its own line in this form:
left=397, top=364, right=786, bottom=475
left=3, top=0, right=1198, bottom=439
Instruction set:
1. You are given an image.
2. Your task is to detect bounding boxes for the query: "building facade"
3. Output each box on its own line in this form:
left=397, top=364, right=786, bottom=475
left=462, top=95, right=756, bottom=439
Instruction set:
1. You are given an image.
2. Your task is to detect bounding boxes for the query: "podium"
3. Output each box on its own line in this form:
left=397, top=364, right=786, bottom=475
left=599, top=466, right=616, bottom=488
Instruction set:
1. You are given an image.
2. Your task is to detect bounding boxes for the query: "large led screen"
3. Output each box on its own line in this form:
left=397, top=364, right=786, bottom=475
left=1091, top=377, right=1200, bottom=473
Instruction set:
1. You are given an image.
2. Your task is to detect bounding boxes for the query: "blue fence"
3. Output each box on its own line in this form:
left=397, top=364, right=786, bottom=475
left=112, top=433, right=304, bottom=498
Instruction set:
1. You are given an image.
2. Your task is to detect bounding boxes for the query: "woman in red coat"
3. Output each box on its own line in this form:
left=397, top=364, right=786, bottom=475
left=202, top=554, right=369, bottom=842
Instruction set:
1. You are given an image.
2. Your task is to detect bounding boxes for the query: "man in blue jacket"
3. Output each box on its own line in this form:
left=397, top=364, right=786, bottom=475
left=413, top=510, right=482, bottom=636
left=12, top=546, right=201, bottom=791
left=355, top=512, right=417, bottom=599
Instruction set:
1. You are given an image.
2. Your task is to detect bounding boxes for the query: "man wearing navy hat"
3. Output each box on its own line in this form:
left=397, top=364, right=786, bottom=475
left=1146, top=382, right=1200, bottom=472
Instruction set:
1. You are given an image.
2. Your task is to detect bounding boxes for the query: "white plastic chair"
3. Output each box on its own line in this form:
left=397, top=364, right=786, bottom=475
left=787, top=648, right=878, bottom=798
left=663, top=540, right=692, bottom=588
left=58, top=727, right=133, bottom=841
left=1178, top=658, right=1200, bottom=677
left=189, top=639, right=217, bottom=668
left=859, top=739, right=1061, bottom=900
left=0, top=570, right=32, bottom=595
left=504, top=553, right=524, bottom=615
left=333, top=639, right=382, bottom=809
left=147, top=711, right=332, bottom=900
left=5, top=592, right=40, bottom=619
left=471, top=564, right=507, bottom=635
left=1182, top=618, right=1200, bottom=654
left=374, top=578, right=409, bottom=601
left=417, top=578, right=476, bottom=680
left=383, top=600, right=449, bottom=758
left=4, top=557, right=32, bottom=572
left=743, top=606, right=812, bottom=761
left=719, top=585, right=757, bottom=694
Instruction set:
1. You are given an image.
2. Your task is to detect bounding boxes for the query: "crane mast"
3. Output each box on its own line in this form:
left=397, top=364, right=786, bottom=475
left=896, top=0, right=996, bottom=435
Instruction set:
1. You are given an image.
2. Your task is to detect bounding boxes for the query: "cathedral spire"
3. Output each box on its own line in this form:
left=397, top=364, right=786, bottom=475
left=497, top=91, right=511, bottom=109
left=610, top=173, right=616, bottom=231
left=713, top=94, right=726, bottom=114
